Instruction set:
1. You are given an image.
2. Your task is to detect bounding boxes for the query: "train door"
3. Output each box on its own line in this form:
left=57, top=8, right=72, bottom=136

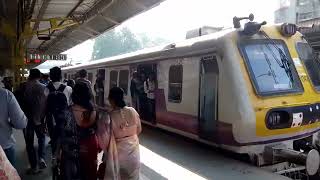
left=107, top=67, right=130, bottom=105
left=136, top=63, right=157, bottom=123
left=199, top=55, right=219, bottom=140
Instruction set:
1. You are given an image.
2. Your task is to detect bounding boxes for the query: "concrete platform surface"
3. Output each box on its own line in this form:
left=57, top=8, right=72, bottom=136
left=13, top=126, right=291, bottom=180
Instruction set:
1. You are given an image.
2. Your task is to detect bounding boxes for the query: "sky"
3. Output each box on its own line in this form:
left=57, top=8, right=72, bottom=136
left=37, top=0, right=279, bottom=72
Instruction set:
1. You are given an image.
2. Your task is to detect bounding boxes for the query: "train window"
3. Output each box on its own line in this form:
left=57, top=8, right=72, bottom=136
left=168, top=65, right=183, bottom=103
left=296, top=42, right=320, bottom=91
left=119, top=70, right=129, bottom=94
left=240, top=39, right=303, bottom=96
left=110, top=70, right=118, bottom=90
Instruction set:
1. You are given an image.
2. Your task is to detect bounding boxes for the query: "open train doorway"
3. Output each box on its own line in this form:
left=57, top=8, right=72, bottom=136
left=132, top=63, right=157, bottom=123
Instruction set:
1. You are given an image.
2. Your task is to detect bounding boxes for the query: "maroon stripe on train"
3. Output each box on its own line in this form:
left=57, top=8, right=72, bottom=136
left=155, top=89, right=198, bottom=135
left=154, top=89, right=320, bottom=146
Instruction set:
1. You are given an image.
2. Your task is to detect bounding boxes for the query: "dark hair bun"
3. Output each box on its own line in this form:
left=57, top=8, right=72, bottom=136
left=108, top=87, right=126, bottom=108
left=72, top=82, right=94, bottom=111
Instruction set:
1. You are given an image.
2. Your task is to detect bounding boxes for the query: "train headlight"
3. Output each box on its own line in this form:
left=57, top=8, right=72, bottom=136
left=266, top=111, right=291, bottom=129
left=280, top=23, right=297, bottom=37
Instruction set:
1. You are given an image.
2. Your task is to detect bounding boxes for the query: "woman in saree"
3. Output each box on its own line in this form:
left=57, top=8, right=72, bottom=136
left=97, top=87, right=142, bottom=180
left=59, top=82, right=99, bottom=180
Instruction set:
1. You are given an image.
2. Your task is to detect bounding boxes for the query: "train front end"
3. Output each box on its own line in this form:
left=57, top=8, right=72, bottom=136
left=229, top=15, right=320, bottom=177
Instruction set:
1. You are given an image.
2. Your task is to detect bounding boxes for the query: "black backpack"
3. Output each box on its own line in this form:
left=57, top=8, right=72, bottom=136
left=47, top=83, right=68, bottom=126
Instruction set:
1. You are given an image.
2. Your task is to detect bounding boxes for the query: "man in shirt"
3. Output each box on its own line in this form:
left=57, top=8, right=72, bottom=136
left=44, top=67, right=72, bottom=105
left=76, top=69, right=94, bottom=99
left=77, top=69, right=91, bottom=87
left=0, top=88, right=27, bottom=167
left=44, top=66, right=72, bottom=161
left=23, top=68, right=47, bottom=173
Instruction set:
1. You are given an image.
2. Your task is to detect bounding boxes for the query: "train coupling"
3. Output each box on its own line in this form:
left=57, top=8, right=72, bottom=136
left=266, top=144, right=320, bottom=176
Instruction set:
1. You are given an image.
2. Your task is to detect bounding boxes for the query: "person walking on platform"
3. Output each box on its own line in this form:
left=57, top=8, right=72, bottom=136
left=45, top=67, right=73, bottom=105
left=77, top=69, right=94, bottom=99
left=0, top=88, right=27, bottom=167
left=45, top=67, right=72, bottom=157
left=23, top=69, right=47, bottom=174
left=97, top=87, right=142, bottom=180
left=40, top=74, right=50, bottom=86
left=77, top=69, right=91, bottom=87
left=58, top=82, right=98, bottom=180
left=67, top=79, right=76, bottom=89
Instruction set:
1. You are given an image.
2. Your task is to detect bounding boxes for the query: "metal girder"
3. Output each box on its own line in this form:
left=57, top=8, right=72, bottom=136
left=23, top=18, right=79, bottom=38
left=84, top=26, right=101, bottom=35
left=39, top=27, right=74, bottom=52
left=64, top=36, right=82, bottom=43
left=80, top=0, right=115, bottom=22
left=36, top=0, right=85, bottom=50
left=25, top=0, right=36, bottom=20
left=39, top=0, right=116, bottom=52
left=98, top=14, right=120, bottom=25
left=25, top=0, right=52, bottom=46
left=78, top=29, right=96, bottom=37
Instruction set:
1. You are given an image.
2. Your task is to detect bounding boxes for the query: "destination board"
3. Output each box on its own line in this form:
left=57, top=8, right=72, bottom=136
left=28, top=54, right=67, bottom=61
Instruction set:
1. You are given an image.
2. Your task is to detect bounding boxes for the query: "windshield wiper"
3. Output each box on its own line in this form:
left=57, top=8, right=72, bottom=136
left=279, top=48, right=294, bottom=83
left=261, top=31, right=294, bottom=84
left=259, top=45, right=278, bottom=83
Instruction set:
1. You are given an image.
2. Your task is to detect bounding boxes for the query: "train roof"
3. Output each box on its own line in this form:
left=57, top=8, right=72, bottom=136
left=62, top=28, right=235, bottom=71
left=62, top=24, right=291, bottom=71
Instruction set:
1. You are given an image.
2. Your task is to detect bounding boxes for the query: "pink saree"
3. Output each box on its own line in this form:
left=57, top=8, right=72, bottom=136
left=97, top=107, right=141, bottom=180
left=0, top=146, right=20, bottom=180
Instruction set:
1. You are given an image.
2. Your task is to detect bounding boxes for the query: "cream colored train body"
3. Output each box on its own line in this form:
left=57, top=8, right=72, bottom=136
left=63, top=23, right=320, bottom=176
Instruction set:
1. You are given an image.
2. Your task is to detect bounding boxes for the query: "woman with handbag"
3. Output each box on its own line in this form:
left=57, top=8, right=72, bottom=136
left=97, top=87, right=142, bottom=180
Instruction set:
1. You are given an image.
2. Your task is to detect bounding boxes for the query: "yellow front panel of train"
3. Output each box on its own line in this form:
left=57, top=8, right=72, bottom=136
left=237, top=26, right=320, bottom=137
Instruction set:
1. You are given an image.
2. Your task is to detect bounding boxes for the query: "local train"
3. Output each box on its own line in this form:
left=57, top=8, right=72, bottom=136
left=62, top=15, right=320, bottom=177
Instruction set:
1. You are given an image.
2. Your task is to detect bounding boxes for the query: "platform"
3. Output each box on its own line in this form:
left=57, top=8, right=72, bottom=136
left=14, top=126, right=291, bottom=180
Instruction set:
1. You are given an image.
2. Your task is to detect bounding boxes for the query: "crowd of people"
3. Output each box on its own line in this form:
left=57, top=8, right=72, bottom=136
left=0, top=66, right=142, bottom=180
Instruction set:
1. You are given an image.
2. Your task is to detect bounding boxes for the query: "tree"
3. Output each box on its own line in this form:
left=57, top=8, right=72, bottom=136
left=91, top=27, right=171, bottom=60
left=92, top=27, right=142, bottom=60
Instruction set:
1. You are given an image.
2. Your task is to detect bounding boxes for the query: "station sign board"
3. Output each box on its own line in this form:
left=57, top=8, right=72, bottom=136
left=25, top=54, right=67, bottom=64
left=28, top=54, right=67, bottom=61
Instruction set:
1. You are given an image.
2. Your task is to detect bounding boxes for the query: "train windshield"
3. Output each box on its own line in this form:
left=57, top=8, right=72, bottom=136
left=296, top=42, right=320, bottom=91
left=240, top=40, right=302, bottom=96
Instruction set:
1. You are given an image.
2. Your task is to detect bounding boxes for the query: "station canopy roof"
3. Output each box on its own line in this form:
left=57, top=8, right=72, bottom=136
left=27, top=0, right=164, bottom=54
